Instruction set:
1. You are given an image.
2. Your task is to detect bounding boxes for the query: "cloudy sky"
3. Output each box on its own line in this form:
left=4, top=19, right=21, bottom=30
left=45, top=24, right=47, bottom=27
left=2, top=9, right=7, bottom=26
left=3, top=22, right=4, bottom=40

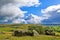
left=0, top=0, right=60, bottom=24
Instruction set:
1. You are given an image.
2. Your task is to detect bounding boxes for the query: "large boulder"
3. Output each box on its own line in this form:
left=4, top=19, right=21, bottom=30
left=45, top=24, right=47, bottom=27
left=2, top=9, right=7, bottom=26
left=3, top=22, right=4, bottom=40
left=13, top=30, right=23, bottom=36
left=33, top=30, right=40, bottom=36
left=45, top=30, right=55, bottom=36
left=13, top=30, right=34, bottom=36
left=23, top=30, right=34, bottom=36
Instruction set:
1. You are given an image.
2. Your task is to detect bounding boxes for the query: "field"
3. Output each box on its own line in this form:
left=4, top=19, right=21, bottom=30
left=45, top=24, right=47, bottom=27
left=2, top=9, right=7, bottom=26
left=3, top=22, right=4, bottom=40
left=0, top=24, right=60, bottom=40
left=0, top=34, right=60, bottom=40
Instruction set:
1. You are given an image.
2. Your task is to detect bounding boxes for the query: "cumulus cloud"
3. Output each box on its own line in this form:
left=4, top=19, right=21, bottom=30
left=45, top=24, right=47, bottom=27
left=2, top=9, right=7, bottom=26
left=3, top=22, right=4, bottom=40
left=0, top=5, right=27, bottom=23
left=41, top=4, right=60, bottom=24
left=12, top=19, right=27, bottom=24
left=24, top=14, right=46, bottom=24
left=0, top=0, right=41, bottom=23
left=0, top=0, right=40, bottom=7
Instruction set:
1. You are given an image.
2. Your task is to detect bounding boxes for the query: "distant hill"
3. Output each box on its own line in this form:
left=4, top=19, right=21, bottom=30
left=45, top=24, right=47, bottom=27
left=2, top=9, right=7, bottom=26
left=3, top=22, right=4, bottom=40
left=41, top=24, right=60, bottom=26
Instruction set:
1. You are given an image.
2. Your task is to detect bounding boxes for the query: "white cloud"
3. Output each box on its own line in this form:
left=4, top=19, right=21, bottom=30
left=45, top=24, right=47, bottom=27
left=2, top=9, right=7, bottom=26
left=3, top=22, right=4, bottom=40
left=25, top=14, right=46, bottom=24
left=57, top=10, right=60, bottom=13
left=41, top=4, right=60, bottom=24
left=0, top=5, right=27, bottom=23
left=41, top=5, right=60, bottom=13
left=0, top=0, right=40, bottom=7
left=0, top=5, right=27, bottom=18
left=12, top=19, right=27, bottom=24
left=0, top=0, right=41, bottom=23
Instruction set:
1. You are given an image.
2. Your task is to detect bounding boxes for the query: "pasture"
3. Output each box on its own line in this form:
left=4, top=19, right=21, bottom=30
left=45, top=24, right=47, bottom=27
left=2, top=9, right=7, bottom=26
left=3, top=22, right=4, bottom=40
left=0, top=24, right=60, bottom=40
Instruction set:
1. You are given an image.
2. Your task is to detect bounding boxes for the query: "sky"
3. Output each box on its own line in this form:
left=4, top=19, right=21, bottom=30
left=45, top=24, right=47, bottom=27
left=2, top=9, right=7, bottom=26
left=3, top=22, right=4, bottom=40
left=0, top=0, right=60, bottom=24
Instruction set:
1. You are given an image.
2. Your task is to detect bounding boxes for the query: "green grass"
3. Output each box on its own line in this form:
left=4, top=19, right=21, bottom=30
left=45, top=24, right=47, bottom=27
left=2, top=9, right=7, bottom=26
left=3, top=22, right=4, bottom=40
left=0, top=24, right=60, bottom=40
left=0, top=33, right=60, bottom=40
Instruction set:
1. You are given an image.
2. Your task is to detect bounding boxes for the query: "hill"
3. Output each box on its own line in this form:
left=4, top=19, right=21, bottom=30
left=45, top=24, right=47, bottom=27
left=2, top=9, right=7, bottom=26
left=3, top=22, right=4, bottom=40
left=0, top=24, right=60, bottom=40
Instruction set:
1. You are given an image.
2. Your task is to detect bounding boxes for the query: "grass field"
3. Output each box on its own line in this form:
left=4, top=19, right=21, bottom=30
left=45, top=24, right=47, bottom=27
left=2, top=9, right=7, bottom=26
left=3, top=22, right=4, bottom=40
left=0, top=33, right=60, bottom=40
left=0, top=24, right=60, bottom=40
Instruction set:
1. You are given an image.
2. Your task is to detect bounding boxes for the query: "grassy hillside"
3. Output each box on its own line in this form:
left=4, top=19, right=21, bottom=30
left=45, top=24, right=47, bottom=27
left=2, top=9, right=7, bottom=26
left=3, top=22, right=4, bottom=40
left=0, top=34, right=60, bottom=40
left=0, top=24, right=60, bottom=40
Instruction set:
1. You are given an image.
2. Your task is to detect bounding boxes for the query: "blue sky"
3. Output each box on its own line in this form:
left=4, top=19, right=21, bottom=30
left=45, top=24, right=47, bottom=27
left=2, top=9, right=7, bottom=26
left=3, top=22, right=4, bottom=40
left=21, top=0, right=60, bottom=16
left=0, top=0, right=60, bottom=24
left=21, top=0, right=60, bottom=24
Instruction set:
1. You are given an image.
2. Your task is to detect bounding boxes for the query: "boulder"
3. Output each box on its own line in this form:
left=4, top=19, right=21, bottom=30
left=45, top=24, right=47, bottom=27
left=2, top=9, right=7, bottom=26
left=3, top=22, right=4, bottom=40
left=45, top=30, right=55, bottom=36
left=13, top=30, right=34, bottom=36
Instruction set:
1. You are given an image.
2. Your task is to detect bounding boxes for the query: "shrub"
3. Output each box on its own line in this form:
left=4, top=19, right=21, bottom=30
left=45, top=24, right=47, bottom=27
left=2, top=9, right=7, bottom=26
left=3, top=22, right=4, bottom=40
left=28, top=26, right=45, bottom=34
